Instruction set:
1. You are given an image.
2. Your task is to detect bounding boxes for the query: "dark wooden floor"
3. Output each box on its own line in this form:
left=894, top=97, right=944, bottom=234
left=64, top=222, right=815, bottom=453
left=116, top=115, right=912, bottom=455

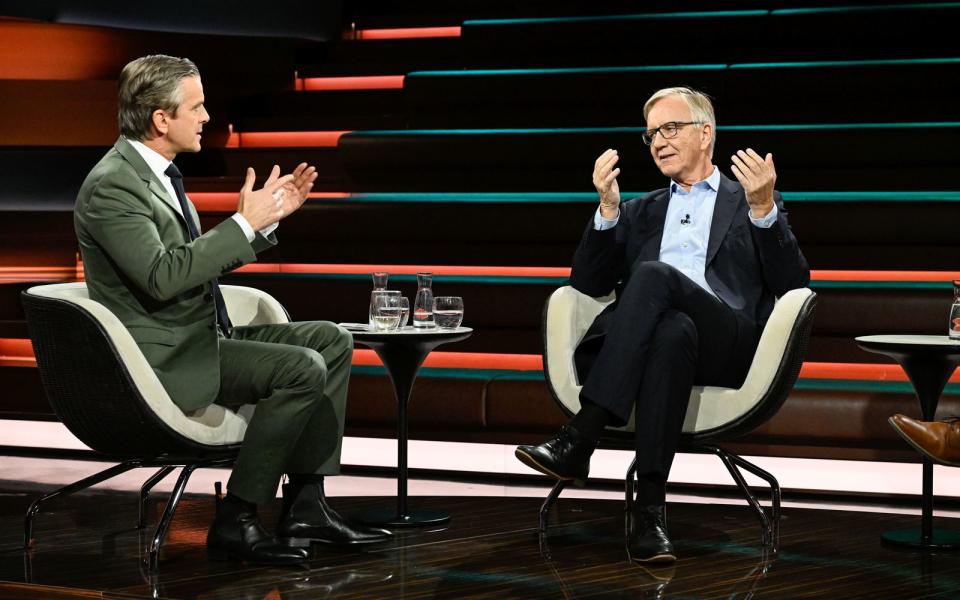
left=1, top=482, right=960, bottom=599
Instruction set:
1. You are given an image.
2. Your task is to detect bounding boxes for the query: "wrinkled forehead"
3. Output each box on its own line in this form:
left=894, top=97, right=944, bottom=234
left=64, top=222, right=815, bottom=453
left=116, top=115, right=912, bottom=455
left=645, top=95, right=692, bottom=127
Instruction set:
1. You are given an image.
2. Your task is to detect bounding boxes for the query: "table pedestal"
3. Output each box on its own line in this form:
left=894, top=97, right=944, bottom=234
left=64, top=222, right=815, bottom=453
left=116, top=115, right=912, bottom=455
left=857, top=335, right=960, bottom=550
left=351, top=328, right=471, bottom=528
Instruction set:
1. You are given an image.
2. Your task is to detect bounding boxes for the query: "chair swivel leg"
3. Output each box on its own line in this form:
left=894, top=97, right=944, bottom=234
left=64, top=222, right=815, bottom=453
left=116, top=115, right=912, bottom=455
left=24, top=459, right=143, bottom=549
left=539, top=479, right=569, bottom=532
left=711, top=447, right=781, bottom=551
left=147, top=464, right=198, bottom=571
left=138, top=466, right=176, bottom=529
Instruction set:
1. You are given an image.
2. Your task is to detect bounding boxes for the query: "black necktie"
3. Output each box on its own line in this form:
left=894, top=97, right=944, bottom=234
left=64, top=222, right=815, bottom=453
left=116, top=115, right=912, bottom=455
left=164, top=163, right=233, bottom=336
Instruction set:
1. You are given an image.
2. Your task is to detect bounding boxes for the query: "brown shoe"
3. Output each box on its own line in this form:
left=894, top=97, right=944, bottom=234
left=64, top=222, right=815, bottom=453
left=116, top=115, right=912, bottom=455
left=889, top=414, right=960, bottom=466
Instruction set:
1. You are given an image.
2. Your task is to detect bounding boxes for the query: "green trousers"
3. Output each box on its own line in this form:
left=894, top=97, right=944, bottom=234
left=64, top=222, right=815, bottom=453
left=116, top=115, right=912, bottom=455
left=214, top=321, right=353, bottom=504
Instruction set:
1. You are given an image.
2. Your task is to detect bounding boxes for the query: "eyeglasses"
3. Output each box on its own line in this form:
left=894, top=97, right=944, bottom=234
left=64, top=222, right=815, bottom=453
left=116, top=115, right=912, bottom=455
left=641, top=121, right=703, bottom=145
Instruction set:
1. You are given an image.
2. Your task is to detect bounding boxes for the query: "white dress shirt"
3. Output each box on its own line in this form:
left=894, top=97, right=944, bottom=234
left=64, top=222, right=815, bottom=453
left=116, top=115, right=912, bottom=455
left=126, top=139, right=273, bottom=243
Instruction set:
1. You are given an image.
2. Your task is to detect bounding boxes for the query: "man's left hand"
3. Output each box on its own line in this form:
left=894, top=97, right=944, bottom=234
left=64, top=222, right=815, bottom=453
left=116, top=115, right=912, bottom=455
left=275, top=162, right=318, bottom=216
left=731, top=148, right=776, bottom=219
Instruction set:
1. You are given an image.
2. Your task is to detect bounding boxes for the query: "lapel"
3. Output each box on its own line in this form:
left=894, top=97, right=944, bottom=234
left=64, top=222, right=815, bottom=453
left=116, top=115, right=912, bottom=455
left=705, top=173, right=743, bottom=267
left=114, top=137, right=190, bottom=232
left=638, top=189, right=670, bottom=262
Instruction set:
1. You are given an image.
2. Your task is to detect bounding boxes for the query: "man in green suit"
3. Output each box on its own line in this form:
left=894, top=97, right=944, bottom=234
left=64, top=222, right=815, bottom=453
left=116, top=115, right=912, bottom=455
left=74, top=54, right=389, bottom=564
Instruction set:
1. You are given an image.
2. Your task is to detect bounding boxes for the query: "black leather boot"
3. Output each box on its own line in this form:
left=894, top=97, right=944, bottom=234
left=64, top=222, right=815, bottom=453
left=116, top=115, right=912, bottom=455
left=207, top=494, right=309, bottom=565
left=277, top=479, right=392, bottom=547
left=514, top=425, right=598, bottom=484
left=627, top=504, right=676, bottom=563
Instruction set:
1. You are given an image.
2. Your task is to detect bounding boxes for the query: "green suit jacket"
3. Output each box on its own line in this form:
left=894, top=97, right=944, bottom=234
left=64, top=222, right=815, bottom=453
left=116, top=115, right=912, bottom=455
left=74, top=137, right=277, bottom=411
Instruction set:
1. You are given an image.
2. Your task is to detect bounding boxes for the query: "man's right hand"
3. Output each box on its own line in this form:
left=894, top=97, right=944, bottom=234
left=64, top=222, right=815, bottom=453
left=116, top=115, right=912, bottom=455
left=237, top=166, right=296, bottom=231
left=593, top=149, right=621, bottom=219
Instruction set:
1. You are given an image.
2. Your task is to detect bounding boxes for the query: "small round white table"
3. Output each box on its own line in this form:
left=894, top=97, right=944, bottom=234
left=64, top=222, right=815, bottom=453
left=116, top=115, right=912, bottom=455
left=350, top=326, right=472, bottom=528
left=856, top=334, right=960, bottom=550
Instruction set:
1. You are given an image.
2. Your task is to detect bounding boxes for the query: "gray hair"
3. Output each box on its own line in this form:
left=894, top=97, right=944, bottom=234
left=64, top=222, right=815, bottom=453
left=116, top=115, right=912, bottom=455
left=118, top=55, right=199, bottom=141
left=643, top=87, right=717, bottom=157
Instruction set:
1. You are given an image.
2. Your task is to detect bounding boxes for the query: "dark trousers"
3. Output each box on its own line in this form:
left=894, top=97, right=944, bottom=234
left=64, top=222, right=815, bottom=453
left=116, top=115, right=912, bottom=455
left=575, top=262, right=756, bottom=498
left=214, top=321, right=353, bottom=504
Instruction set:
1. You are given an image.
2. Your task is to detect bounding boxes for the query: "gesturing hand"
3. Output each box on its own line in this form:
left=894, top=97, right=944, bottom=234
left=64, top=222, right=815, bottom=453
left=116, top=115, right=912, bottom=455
left=275, top=162, right=317, bottom=216
left=592, top=149, right=621, bottom=219
left=236, top=165, right=295, bottom=231
left=731, top=148, right=776, bottom=218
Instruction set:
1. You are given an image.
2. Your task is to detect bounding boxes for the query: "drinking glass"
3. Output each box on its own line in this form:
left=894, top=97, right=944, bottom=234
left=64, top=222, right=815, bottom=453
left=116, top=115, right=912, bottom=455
left=950, top=280, right=960, bottom=339
left=433, top=296, right=464, bottom=329
left=397, top=297, right=410, bottom=329
left=371, top=290, right=401, bottom=331
left=369, top=272, right=390, bottom=328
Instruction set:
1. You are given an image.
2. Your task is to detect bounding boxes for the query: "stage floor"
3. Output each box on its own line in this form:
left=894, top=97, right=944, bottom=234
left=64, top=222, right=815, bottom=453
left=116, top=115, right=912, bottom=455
left=2, top=464, right=960, bottom=598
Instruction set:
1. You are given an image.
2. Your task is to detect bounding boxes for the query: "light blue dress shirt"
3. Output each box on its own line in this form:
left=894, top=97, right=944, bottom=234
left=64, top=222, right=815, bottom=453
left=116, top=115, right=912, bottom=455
left=593, top=166, right=778, bottom=296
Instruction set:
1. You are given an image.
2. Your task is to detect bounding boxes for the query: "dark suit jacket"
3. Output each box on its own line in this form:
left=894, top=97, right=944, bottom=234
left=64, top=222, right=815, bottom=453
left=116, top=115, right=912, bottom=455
left=74, top=137, right=277, bottom=411
left=570, top=172, right=810, bottom=367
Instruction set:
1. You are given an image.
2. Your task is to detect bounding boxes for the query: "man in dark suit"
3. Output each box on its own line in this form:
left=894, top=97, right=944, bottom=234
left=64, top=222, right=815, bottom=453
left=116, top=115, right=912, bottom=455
left=75, top=55, right=389, bottom=564
left=516, top=87, right=809, bottom=562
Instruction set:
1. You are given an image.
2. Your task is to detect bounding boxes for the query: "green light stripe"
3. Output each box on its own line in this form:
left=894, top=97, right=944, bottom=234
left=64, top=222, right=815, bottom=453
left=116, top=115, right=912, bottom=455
left=303, top=191, right=960, bottom=205
left=464, top=10, right=766, bottom=27
left=773, top=2, right=960, bottom=16
left=343, top=127, right=642, bottom=137
left=796, top=379, right=960, bottom=395
left=342, top=192, right=607, bottom=203
left=723, top=122, right=960, bottom=131
left=409, top=57, right=960, bottom=80
left=231, top=272, right=569, bottom=286
left=732, top=57, right=960, bottom=69
left=229, top=273, right=952, bottom=290
left=304, top=191, right=960, bottom=205
left=351, top=365, right=546, bottom=381
left=811, top=281, right=951, bottom=290
left=346, top=122, right=960, bottom=138
left=782, top=191, right=960, bottom=202
left=408, top=64, right=726, bottom=77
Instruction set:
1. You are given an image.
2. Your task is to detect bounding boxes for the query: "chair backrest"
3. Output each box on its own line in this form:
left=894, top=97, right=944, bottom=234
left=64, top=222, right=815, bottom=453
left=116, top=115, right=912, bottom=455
left=21, top=282, right=288, bottom=457
left=542, top=286, right=817, bottom=444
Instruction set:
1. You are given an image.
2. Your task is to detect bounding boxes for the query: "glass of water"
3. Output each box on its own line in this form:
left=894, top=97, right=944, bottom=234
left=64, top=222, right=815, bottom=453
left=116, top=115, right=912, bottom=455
left=950, top=280, right=960, bottom=339
left=371, top=290, right=401, bottom=331
left=434, top=296, right=464, bottom=329
left=398, top=296, right=410, bottom=329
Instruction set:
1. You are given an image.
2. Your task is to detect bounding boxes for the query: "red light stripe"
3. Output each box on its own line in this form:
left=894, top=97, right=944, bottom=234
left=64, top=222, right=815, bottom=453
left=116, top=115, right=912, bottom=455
left=6, top=265, right=960, bottom=283
left=1, top=336, right=958, bottom=384
left=355, top=26, right=461, bottom=40
left=0, top=338, right=34, bottom=366
left=189, top=192, right=351, bottom=212
left=300, top=75, right=405, bottom=91
left=228, top=131, right=348, bottom=148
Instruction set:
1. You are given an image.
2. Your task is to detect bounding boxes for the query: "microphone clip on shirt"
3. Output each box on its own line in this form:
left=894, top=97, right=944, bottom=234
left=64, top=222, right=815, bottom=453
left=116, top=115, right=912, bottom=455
left=680, top=214, right=691, bottom=226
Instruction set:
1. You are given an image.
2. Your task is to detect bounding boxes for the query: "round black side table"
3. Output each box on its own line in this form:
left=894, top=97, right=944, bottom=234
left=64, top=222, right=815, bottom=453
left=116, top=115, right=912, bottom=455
left=351, top=326, right=472, bottom=528
left=856, top=334, right=960, bottom=549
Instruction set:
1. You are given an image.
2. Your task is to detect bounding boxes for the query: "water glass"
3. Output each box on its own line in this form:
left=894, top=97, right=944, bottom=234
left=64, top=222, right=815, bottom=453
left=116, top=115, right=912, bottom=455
left=434, top=296, right=464, bottom=329
left=951, top=280, right=960, bottom=340
left=398, top=297, right=410, bottom=329
left=371, top=290, right=401, bottom=331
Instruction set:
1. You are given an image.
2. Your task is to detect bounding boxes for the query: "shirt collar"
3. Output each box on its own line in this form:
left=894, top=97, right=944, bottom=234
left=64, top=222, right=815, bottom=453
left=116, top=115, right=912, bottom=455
left=670, top=165, right=720, bottom=195
left=126, top=138, right=173, bottom=182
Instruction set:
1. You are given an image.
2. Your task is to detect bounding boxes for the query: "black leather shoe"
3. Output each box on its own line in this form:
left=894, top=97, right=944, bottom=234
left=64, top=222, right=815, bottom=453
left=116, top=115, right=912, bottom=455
left=514, top=425, right=597, bottom=484
left=207, top=507, right=309, bottom=565
left=277, top=481, right=392, bottom=547
left=627, top=504, right=676, bottom=563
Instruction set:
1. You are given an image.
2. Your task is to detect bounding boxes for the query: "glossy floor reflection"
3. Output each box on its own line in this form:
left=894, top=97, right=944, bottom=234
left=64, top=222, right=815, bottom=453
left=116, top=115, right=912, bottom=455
left=2, top=478, right=960, bottom=598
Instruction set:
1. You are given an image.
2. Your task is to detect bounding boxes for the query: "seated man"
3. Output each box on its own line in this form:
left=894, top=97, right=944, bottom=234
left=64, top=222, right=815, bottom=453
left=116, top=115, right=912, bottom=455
left=74, top=55, right=389, bottom=565
left=516, top=87, right=809, bottom=562
left=890, top=414, right=960, bottom=465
